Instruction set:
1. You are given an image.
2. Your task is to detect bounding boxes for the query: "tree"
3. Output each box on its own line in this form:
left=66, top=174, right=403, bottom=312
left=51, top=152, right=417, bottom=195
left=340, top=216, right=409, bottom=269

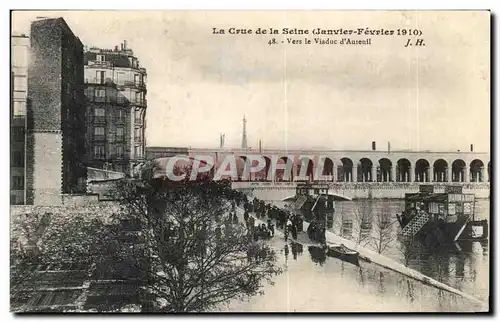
left=10, top=213, right=119, bottom=311
left=352, top=199, right=373, bottom=246
left=397, top=238, right=418, bottom=267
left=112, top=162, right=282, bottom=312
left=370, top=201, right=396, bottom=254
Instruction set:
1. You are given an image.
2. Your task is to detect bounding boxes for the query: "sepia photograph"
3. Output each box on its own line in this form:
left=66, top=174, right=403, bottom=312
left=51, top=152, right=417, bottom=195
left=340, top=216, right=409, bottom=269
left=9, top=10, right=491, bottom=313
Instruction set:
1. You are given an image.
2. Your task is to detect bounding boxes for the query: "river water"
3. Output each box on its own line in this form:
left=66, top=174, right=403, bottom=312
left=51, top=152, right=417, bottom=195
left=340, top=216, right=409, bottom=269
left=217, top=199, right=489, bottom=312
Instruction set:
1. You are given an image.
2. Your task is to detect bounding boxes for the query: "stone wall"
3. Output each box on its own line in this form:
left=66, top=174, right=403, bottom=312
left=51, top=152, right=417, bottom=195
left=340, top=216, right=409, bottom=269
left=87, top=167, right=126, bottom=181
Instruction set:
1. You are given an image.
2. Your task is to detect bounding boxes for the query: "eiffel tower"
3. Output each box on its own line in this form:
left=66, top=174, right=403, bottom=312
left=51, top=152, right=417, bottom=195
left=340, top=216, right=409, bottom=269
left=241, top=116, right=248, bottom=149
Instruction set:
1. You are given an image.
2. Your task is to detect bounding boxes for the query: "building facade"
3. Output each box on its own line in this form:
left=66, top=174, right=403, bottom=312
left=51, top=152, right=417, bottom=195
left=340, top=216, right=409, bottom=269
left=10, top=34, right=29, bottom=205
left=84, top=41, right=147, bottom=175
left=26, top=18, right=87, bottom=205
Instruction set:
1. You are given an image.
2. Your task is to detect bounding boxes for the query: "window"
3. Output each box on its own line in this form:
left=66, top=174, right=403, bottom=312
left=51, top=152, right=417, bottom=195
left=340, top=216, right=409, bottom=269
left=94, top=108, right=105, bottom=117
left=463, top=202, right=472, bottom=214
left=116, top=72, right=126, bottom=85
left=12, top=151, right=23, bottom=166
left=134, top=128, right=142, bottom=142
left=116, top=145, right=124, bottom=158
left=448, top=203, right=456, bottom=215
left=116, top=109, right=125, bottom=122
left=134, top=146, right=142, bottom=158
left=12, top=45, right=28, bottom=67
left=95, top=88, right=105, bottom=98
left=96, top=54, right=104, bottom=62
left=135, top=109, right=142, bottom=123
left=96, top=71, right=105, bottom=84
left=116, top=127, right=124, bottom=139
left=12, top=126, right=24, bottom=142
left=94, top=145, right=105, bottom=159
left=12, top=176, right=24, bottom=190
left=12, top=101, right=25, bottom=116
left=134, top=74, right=140, bottom=85
left=135, top=92, right=141, bottom=103
left=94, top=127, right=105, bottom=136
left=13, top=76, right=27, bottom=91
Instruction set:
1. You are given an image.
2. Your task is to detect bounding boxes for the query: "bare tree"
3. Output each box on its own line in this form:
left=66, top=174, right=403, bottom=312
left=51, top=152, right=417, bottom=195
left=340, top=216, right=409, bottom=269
left=370, top=201, right=396, bottom=254
left=397, top=238, right=416, bottom=267
left=112, top=162, right=282, bottom=312
left=352, top=199, right=373, bottom=246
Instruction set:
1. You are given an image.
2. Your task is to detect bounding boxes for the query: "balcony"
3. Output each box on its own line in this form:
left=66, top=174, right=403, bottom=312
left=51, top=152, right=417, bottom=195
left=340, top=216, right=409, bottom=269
left=123, top=80, right=147, bottom=91
left=93, top=135, right=106, bottom=142
left=132, top=98, right=147, bottom=107
left=93, top=116, right=106, bottom=124
left=87, top=60, right=113, bottom=68
left=85, top=77, right=116, bottom=88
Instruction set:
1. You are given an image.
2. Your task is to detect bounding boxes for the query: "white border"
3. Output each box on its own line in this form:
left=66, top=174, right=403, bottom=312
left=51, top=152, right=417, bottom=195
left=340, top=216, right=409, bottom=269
left=2, top=1, right=498, bottom=321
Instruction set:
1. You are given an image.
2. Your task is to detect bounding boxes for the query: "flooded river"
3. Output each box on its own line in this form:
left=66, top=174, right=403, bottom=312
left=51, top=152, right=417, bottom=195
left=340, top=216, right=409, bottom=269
left=218, top=199, right=489, bottom=312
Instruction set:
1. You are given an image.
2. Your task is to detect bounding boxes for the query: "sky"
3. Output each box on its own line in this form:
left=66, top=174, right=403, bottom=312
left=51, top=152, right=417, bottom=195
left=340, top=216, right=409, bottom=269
left=11, top=10, right=491, bottom=152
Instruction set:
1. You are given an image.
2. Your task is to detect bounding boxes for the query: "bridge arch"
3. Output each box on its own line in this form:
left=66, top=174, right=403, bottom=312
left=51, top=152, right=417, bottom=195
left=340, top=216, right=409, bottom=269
left=357, top=158, right=374, bottom=182
left=322, top=157, right=335, bottom=181
left=275, top=156, right=293, bottom=182
left=470, top=159, right=485, bottom=182
left=397, top=158, right=411, bottom=182
left=297, top=156, right=314, bottom=181
left=414, top=159, right=430, bottom=182
left=338, top=157, right=354, bottom=182
left=262, top=156, right=272, bottom=181
left=378, top=158, right=392, bottom=182
left=433, top=159, right=448, bottom=182
left=235, top=156, right=247, bottom=181
left=451, top=159, right=466, bottom=182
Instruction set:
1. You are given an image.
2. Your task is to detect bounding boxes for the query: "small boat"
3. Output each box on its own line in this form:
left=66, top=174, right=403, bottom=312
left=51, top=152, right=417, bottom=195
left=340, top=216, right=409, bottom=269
left=326, top=244, right=360, bottom=266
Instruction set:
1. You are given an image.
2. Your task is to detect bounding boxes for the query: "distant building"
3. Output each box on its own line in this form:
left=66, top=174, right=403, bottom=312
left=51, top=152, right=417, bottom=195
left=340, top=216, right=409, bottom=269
left=10, top=34, right=29, bottom=205
left=145, top=146, right=189, bottom=160
left=84, top=41, right=147, bottom=175
left=26, top=18, right=87, bottom=205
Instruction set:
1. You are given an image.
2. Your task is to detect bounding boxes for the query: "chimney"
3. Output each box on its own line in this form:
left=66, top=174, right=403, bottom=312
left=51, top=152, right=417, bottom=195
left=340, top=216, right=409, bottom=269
left=470, top=144, right=474, bottom=152
left=259, top=140, right=262, bottom=153
left=388, top=141, right=391, bottom=154
left=114, top=45, right=118, bottom=51
left=123, top=40, right=127, bottom=50
left=120, top=43, right=123, bottom=50
left=372, top=141, right=376, bottom=151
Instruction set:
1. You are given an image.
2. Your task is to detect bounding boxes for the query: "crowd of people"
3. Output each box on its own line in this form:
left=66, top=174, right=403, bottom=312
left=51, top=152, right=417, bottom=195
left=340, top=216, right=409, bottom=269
left=239, top=198, right=305, bottom=242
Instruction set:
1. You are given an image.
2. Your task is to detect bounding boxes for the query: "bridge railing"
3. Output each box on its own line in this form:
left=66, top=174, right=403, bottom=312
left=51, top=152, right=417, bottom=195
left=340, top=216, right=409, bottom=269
left=231, top=181, right=490, bottom=190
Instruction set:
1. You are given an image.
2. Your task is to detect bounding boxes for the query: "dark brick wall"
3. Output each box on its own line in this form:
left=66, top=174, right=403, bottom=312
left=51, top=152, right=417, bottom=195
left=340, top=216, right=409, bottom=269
left=26, top=18, right=87, bottom=203
left=60, top=23, right=86, bottom=193
left=28, top=19, right=63, bottom=131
